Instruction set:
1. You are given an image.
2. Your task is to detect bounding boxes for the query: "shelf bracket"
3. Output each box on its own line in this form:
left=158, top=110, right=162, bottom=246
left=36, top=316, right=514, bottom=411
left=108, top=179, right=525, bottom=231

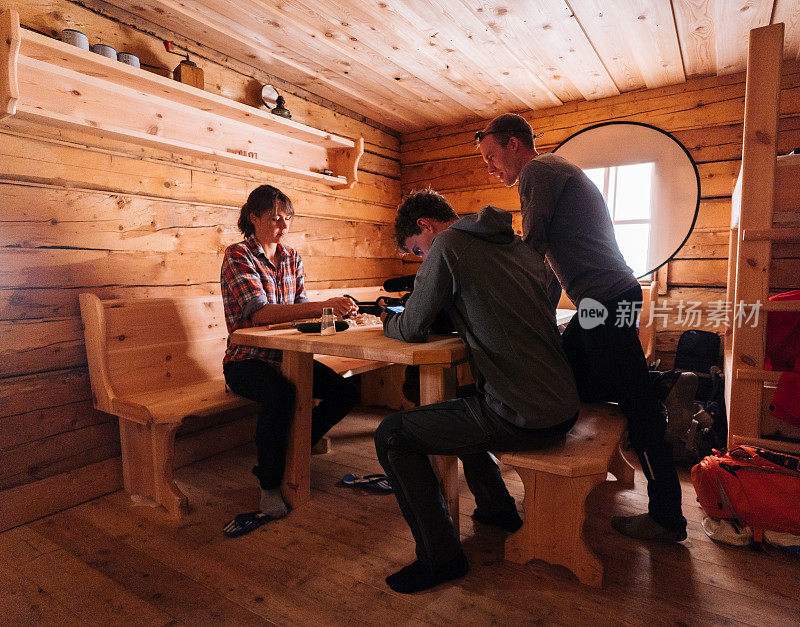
left=1, top=9, right=21, bottom=119
left=329, top=137, right=364, bottom=190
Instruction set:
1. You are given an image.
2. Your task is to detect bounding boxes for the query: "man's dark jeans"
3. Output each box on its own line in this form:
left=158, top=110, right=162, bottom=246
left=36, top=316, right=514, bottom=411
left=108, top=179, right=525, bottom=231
left=224, top=358, right=359, bottom=490
left=561, top=284, right=686, bottom=531
left=374, top=395, right=576, bottom=567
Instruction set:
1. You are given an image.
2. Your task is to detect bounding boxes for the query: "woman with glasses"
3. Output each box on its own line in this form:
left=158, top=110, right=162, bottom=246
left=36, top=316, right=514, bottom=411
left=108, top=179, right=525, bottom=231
left=220, top=184, right=359, bottom=537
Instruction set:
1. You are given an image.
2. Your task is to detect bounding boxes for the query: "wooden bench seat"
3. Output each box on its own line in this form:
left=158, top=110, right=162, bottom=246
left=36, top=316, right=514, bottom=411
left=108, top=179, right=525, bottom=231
left=79, top=292, right=391, bottom=518
left=111, top=378, right=247, bottom=425
left=498, top=403, right=635, bottom=588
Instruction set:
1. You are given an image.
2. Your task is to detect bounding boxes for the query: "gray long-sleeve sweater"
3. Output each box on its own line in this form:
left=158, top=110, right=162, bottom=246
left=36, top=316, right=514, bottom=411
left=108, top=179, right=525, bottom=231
left=519, top=154, right=638, bottom=305
left=384, top=206, right=579, bottom=429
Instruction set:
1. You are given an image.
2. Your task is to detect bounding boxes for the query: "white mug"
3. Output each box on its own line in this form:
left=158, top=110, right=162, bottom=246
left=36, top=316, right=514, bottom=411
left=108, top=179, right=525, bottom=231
left=90, top=43, right=117, bottom=59
left=61, top=29, right=89, bottom=50
left=117, top=52, right=140, bottom=68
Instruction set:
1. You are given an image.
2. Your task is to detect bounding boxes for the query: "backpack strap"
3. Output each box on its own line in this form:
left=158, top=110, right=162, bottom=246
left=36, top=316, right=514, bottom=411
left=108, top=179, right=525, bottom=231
left=755, top=448, right=800, bottom=474
left=716, top=475, right=763, bottom=543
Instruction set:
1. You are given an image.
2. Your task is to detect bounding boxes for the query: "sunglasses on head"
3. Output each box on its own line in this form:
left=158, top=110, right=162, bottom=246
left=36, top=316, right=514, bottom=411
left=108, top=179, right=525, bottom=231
left=474, top=130, right=499, bottom=142
left=474, top=130, right=542, bottom=142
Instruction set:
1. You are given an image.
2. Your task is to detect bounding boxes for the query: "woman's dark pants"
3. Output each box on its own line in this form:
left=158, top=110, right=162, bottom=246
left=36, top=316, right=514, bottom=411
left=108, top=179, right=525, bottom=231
left=224, top=358, right=359, bottom=490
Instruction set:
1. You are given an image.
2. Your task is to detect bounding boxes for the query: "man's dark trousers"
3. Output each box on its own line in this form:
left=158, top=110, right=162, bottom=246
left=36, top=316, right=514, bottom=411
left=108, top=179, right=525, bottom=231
left=560, top=284, right=686, bottom=532
left=375, top=395, right=576, bottom=567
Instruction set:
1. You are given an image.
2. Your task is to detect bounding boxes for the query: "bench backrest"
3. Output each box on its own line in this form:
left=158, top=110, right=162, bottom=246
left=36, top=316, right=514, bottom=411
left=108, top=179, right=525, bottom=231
left=80, top=293, right=229, bottom=412
left=79, top=286, right=393, bottom=413
left=305, top=286, right=393, bottom=302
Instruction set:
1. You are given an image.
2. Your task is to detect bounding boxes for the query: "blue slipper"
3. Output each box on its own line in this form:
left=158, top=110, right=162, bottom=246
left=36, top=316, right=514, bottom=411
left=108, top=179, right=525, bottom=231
left=223, top=510, right=273, bottom=537
left=341, top=473, right=393, bottom=492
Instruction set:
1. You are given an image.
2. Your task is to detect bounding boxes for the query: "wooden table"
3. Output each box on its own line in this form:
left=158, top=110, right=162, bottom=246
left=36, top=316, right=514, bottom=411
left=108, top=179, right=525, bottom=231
left=232, top=309, right=574, bottom=531
left=230, top=325, right=468, bottom=527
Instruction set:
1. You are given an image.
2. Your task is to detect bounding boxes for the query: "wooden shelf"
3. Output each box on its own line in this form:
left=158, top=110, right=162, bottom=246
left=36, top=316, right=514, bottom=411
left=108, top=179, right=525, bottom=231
left=0, top=9, right=363, bottom=188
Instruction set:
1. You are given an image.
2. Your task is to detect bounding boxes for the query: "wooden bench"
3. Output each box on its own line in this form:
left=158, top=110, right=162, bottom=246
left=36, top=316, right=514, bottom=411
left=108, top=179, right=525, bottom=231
left=498, top=403, right=634, bottom=587
left=79, top=292, right=391, bottom=518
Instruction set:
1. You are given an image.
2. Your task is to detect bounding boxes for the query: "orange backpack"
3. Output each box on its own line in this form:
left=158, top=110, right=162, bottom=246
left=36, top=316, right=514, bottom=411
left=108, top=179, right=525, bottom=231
left=691, top=445, right=800, bottom=542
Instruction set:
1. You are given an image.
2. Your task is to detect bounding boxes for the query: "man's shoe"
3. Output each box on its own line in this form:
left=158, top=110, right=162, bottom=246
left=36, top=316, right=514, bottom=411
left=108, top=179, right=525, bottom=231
left=612, top=513, right=687, bottom=542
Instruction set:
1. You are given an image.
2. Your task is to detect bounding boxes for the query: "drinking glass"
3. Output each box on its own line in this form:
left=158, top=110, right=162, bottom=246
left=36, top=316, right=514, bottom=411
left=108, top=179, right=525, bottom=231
left=321, top=307, right=336, bottom=335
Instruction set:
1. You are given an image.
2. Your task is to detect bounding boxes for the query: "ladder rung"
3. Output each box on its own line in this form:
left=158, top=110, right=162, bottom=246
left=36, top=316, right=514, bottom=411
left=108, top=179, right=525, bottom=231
left=763, top=300, right=800, bottom=312
left=731, top=435, right=800, bottom=456
left=736, top=368, right=781, bottom=383
left=742, top=227, right=800, bottom=242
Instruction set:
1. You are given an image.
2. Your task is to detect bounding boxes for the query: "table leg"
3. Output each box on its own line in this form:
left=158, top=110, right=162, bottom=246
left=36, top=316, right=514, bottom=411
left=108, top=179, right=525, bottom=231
left=280, top=350, right=314, bottom=508
left=419, top=364, right=460, bottom=535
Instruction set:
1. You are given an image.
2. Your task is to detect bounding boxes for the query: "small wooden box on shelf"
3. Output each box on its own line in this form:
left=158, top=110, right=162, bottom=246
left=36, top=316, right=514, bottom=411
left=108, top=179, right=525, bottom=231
left=0, top=9, right=363, bottom=189
left=173, top=58, right=204, bottom=90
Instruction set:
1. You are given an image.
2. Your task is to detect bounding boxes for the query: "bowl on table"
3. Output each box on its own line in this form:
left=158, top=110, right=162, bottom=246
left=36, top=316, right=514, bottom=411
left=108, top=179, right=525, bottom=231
left=294, top=320, right=349, bottom=334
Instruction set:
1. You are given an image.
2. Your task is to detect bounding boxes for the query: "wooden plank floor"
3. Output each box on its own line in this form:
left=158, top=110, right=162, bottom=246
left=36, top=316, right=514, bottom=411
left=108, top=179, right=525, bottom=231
left=1, top=407, right=799, bottom=625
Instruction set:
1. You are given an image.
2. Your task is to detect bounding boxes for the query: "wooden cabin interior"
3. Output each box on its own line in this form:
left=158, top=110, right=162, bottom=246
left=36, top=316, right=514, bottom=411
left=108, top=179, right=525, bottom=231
left=1, top=0, right=799, bottom=622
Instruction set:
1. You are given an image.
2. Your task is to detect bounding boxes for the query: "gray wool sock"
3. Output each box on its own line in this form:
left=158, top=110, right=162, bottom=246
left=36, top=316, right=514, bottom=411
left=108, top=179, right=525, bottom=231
left=260, top=488, right=289, bottom=519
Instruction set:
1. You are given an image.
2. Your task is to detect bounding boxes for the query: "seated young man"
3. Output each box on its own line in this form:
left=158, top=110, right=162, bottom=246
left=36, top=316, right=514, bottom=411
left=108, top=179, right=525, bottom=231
left=374, top=190, right=579, bottom=594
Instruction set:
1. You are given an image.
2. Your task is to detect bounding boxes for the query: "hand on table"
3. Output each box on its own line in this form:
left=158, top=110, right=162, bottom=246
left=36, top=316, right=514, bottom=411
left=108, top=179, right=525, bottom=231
left=324, top=296, right=358, bottom=318
left=375, top=297, right=388, bottom=322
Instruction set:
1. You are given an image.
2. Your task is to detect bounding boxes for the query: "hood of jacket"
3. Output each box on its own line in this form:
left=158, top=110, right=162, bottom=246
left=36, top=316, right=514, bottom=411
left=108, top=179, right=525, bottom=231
left=449, top=205, right=515, bottom=245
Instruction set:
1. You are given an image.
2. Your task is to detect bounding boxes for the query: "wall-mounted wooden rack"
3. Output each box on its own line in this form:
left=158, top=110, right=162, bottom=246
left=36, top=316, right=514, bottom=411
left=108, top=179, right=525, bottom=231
left=0, top=9, right=363, bottom=189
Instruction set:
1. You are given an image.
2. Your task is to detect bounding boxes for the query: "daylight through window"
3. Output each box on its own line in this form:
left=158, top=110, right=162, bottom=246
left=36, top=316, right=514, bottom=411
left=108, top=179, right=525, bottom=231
left=584, top=162, right=654, bottom=276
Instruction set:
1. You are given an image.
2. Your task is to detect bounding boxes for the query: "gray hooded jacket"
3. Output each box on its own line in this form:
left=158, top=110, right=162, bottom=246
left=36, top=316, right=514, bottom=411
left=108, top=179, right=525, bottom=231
left=384, top=206, right=579, bottom=429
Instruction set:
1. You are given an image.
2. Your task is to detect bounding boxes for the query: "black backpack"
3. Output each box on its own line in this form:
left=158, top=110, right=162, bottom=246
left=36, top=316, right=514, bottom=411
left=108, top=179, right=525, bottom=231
left=650, top=366, right=727, bottom=465
left=674, top=330, right=721, bottom=374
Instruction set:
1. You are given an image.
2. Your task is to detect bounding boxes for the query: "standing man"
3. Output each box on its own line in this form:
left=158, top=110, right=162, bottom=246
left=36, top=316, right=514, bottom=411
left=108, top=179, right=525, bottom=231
left=475, top=113, right=686, bottom=542
left=375, top=190, right=579, bottom=594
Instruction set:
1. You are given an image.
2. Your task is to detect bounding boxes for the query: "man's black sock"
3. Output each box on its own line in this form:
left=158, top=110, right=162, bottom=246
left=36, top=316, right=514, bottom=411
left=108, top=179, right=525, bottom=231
left=385, top=551, right=469, bottom=594
left=472, top=507, right=523, bottom=533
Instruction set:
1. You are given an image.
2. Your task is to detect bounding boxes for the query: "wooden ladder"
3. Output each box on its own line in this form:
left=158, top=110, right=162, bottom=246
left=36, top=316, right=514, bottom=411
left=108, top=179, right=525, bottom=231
left=725, top=22, right=800, bottom=456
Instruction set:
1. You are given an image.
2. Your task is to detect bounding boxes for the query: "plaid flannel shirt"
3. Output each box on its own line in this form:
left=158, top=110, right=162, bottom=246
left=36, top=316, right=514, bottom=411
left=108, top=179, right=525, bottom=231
left=221, top=236, right=307, bottom=367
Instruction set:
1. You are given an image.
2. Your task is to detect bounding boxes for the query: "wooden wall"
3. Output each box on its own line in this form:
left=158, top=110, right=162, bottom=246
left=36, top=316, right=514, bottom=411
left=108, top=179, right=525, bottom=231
left=400, top=62, right=800, bottom=369
left=0, top=1, right=402, bottom=530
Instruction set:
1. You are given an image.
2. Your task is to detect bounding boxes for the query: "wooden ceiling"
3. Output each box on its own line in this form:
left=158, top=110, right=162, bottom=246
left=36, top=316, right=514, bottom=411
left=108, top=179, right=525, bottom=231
left=110, top=0, right=800, bottom=133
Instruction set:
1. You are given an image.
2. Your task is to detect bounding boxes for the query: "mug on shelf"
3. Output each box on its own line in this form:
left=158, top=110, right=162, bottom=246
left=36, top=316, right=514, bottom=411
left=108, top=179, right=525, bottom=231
left=61, top=29, right=89, bottom=50
left=117, top=52, right=140, bottom=68
left=90, top=43, right=117, bottom=59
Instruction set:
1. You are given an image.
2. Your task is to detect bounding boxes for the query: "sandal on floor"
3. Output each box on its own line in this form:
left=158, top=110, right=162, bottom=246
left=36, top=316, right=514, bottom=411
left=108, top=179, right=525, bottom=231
left=223, top=510, right=273, bottom=537
left=341, top=473, right=393, bottom=493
